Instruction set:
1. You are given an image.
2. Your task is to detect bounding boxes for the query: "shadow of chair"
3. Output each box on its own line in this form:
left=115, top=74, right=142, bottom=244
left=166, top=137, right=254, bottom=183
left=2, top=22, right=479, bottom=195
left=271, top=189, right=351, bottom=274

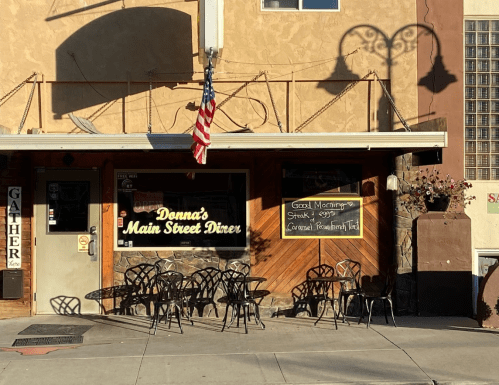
left=122, top=263, right=156, bottom=316
left=50, top=296, right=81, bottom=315
left=358, top=267, right=397, bottom=328
left=188, top=267, right=222, bottom=317
left=335, top=259, right=363, bottom=320
left=150, top=271, right=193, bottom=335
left=220, top=269, right=265, bottom=334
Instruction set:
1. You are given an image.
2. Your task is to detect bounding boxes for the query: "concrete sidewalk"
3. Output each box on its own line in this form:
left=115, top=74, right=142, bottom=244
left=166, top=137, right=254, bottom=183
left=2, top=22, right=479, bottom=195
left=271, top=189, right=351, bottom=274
left=0, top=314, right=498, bottom=385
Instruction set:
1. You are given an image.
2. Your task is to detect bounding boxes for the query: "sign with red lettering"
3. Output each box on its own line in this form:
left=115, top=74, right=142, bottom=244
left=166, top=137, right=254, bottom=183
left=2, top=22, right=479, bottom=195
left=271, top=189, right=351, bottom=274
left=487, top=193, right=499, bottom=213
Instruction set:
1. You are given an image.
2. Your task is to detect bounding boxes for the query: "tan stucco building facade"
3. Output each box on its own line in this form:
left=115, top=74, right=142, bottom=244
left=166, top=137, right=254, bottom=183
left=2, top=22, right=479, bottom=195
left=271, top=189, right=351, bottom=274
left=0, top=0, right=464, bottom=318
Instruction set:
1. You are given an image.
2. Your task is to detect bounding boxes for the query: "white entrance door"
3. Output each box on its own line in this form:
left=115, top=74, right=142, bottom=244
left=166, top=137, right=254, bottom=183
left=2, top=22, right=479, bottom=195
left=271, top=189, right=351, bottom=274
left=35, top=169, right=100, bottom=314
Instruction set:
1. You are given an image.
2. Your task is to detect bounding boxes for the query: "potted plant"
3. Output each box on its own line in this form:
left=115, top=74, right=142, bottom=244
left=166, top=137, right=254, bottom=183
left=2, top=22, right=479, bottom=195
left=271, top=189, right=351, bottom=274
left=400, top=168, right=476, bottom=214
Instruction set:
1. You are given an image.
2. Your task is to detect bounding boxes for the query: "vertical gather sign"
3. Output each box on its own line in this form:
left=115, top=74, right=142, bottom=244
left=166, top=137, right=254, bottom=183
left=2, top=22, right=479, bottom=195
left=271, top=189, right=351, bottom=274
left=7, top=187, right=22, bottom=269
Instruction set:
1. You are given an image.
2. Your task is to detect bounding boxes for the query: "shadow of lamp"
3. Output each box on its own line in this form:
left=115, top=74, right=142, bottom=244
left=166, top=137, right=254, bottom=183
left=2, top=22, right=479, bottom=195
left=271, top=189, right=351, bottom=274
left=318, top=55, right=361, bottom=95
left=418, top=54, right=457, bottom=93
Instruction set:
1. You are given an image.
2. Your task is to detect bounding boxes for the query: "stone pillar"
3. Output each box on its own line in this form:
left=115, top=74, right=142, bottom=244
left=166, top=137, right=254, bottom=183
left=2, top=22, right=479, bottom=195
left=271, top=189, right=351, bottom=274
left=394, top=153, right=418, bottom=314
left=416, top=212, right=472, bottom=316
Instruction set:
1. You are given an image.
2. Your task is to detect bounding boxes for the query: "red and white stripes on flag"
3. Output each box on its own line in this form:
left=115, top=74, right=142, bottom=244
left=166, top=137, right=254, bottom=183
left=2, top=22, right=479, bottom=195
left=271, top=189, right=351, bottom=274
left=192, top=67, right=216, bottom=164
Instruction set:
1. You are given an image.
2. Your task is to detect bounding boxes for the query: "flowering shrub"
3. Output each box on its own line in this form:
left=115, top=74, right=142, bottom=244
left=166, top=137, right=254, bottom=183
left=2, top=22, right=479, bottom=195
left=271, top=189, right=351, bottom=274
left=400, top=168, right=476, bottom=213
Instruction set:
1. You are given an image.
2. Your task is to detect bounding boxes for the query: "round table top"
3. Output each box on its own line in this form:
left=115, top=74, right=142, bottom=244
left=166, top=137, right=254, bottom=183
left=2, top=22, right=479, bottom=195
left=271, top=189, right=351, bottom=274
left=309, top=276, right=354, bottom=283
left=85, top=285, right=132, bottom=300
left=233, top=276, right=267, bottom=283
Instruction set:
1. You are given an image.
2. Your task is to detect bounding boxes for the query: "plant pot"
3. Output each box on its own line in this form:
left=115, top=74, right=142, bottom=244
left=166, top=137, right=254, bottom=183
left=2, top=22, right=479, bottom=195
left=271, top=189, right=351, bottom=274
left=424, top=195, right=450, bottom=212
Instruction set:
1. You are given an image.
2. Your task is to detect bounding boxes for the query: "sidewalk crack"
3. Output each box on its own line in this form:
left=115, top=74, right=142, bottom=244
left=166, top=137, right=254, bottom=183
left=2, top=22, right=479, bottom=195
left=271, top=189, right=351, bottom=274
left=134, top=330, right=151, bottom=385
left=371, top=327, right=434, bottom=383
left=273, top=352, right=287, bottom=383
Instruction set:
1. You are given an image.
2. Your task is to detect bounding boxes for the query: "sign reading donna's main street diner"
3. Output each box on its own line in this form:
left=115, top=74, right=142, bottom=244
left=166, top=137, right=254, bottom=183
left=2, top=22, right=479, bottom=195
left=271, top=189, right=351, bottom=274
left=115, top=171, right=247, bottom=249
left=282, top=197, right=363, bottom=239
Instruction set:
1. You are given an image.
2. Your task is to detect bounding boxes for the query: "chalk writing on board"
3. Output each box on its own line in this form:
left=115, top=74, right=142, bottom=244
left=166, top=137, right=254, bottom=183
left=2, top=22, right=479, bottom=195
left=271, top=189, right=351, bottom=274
left=282, top=198, right=363, bottom=239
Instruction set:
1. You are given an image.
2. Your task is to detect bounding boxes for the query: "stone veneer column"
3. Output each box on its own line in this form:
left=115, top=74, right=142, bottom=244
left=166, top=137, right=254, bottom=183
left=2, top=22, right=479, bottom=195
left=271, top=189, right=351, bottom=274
left=393, top=153, right=419, bottom=315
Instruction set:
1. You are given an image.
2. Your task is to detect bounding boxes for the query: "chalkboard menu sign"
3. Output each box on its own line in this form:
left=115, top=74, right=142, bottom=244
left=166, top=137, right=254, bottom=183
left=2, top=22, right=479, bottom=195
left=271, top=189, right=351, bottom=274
left=282, top=197, right=363, bottom=239
left=116, top=171, right=247, bottom=249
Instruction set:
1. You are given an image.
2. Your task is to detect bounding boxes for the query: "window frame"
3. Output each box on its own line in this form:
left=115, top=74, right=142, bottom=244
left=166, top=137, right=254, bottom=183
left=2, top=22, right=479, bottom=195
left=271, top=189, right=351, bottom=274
left=261, top=0, right=340, bottom=12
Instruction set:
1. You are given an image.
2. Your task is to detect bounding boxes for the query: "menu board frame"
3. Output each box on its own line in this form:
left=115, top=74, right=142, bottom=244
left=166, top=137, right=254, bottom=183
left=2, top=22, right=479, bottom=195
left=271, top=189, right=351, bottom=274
left=114, top=169, right=249, bottom=250
left=281, top=197, right=363, bottom=239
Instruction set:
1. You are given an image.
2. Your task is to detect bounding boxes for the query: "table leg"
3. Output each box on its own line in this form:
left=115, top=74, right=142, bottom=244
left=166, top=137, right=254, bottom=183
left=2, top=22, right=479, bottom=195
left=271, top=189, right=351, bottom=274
left=314, top=291, right=338, bottom=330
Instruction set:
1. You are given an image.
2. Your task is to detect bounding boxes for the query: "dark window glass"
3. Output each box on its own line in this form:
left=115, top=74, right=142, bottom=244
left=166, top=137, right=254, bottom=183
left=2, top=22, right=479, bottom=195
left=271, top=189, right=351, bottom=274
left=47, top=182, right=90, bottom=232
left=303, top=0, right=338, bottom=9
left=116, top=172, right=247, bottom=248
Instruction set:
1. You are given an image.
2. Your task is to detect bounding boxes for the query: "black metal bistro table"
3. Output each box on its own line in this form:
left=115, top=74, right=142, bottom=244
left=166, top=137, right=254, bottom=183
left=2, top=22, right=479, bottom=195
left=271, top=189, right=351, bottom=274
left=309, top=276, right=354, bottom=329
left=85, top=285, right=134, bottom=315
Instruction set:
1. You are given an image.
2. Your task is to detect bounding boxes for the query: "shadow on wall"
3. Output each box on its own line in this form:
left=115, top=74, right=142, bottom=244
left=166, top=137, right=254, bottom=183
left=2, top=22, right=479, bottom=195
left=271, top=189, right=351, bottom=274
left=317, top=23, right=456, bottom=131
left=52, top=7, right=193, bottom=118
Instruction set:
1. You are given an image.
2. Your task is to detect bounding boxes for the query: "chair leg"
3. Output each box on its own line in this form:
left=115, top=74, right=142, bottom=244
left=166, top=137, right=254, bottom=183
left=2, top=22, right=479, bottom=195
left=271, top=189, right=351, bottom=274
left=358, top=299, right=366, bottom=325
left=221, top=303, right=230, bottom=332
left=253, top=302, right=265, bottom=330
left=242, top=305, right=248, bottom=334
left=151, top=303, right=160, bottom=335
left=383, top=300, right=389, bottom=324
left=387, top=298, right=397, bottom=327
left=227, top=304, right=238, bottom=329
left=367, top=299, right=374, bottom=328
left=175, top=306, right=183, bottom=334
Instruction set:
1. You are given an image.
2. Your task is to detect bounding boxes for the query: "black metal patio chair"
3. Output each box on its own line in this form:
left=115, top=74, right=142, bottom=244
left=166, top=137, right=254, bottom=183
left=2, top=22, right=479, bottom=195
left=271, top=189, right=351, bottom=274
left=188, top=267, right=222, bottom=317
left=220, top=270, right=265, bottom=334
left=150, top=271, right=193, bottom=334
left=306, top=264, right=336, bottom=317
left=335, top=259, right=363, bottom=320
left=121, top=263, right=156, bottom=316
left=358, top=267, right=397, bottom=328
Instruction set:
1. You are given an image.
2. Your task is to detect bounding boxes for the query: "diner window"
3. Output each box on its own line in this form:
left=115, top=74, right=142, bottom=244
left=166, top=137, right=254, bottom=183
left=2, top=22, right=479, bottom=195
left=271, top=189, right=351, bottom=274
left=262, top=0, right=339, bottom=11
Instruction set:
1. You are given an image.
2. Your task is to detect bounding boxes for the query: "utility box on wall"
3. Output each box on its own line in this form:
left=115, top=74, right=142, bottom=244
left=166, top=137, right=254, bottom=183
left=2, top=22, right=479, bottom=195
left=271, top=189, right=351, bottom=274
left=417, top=213, right=472, bottom=316
left=1, top=270, right=24, bottom=299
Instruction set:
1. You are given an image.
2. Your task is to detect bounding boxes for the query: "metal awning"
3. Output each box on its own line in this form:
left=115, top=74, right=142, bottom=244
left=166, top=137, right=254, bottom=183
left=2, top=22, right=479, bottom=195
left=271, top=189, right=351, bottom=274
left=0, top=132, right=447, bottom=151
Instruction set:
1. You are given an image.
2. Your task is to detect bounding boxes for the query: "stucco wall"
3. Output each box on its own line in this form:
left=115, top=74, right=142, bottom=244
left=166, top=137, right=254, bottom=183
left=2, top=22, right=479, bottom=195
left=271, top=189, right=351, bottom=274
left=0, top=0, right=418, bottom=135
left=466, top=183, right=499, bottom=250
left=464, top=1, right=499, bottom=16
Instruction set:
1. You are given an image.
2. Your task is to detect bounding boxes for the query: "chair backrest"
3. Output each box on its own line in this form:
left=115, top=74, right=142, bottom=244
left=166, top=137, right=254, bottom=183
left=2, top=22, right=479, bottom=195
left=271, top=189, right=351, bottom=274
left=335, top=259, right=362, bottom=290
left=191, top=267, right=222, bottom=299
left=380, top=266, right=397, bottom=297
left=155, top=271, right=184, bottom=302
left=306, top=264, right=335, bottom=294
left=306, top=264, right=334, bottom=279
left=225, top=260, right=250, bottom=275
left=124, top=263, right=155, bottom=294
left=154, top=259, right=177, bottom=274
left=220, top=269, right=246, bottom=302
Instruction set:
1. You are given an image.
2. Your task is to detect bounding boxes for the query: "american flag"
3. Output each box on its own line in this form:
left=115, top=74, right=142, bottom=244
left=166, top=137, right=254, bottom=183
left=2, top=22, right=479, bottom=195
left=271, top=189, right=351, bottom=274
left=192, top=67, right=216, bottom=164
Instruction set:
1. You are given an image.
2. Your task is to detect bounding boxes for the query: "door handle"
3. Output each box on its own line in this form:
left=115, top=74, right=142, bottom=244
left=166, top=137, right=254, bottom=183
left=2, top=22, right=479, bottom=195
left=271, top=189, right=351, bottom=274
left=89, top=226, right=97, bottom=260
left=89, top=239, right=95, bottom=256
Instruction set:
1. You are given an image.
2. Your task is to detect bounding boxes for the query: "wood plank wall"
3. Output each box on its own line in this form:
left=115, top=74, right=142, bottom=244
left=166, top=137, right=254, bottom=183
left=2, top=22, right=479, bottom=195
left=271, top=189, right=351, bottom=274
left=250, top=152, right=394, bottom=296
left=0, top=153, right=32, bottom=318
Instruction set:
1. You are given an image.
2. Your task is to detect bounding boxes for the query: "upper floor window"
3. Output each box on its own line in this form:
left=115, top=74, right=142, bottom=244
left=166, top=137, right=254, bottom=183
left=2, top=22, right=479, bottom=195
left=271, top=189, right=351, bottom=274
left=262, top=0, right=339, bottom=11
